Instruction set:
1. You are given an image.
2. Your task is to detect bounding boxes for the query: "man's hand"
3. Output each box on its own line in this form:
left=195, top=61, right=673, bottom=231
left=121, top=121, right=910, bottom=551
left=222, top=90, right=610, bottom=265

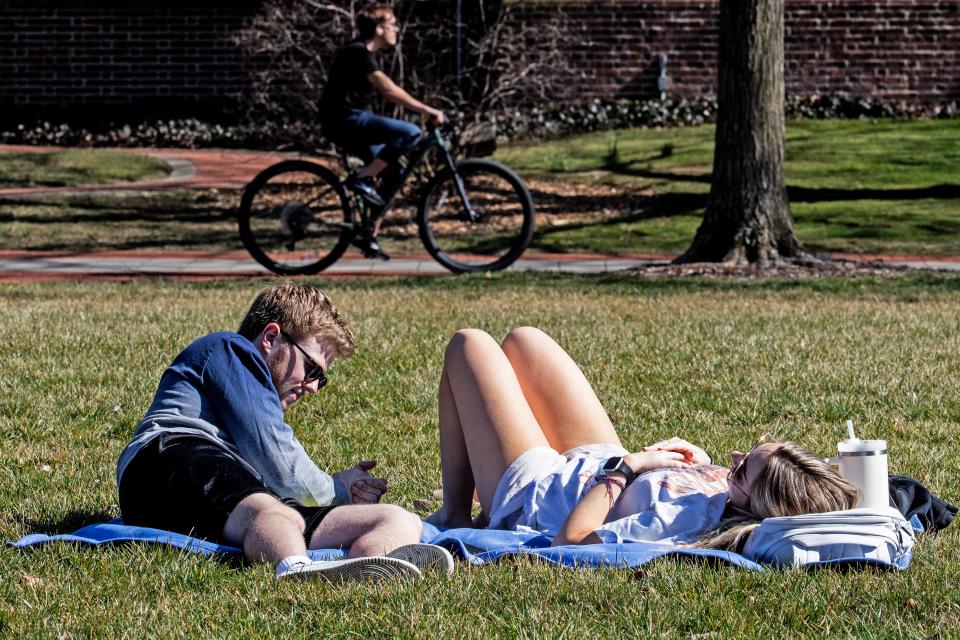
left=423, top=107, right=445, bottom=126
left=333, top=460, right=389, bottom=504
left=642, top=437, right=711, bottom=465
left=351, top=477, right=388, bottom=503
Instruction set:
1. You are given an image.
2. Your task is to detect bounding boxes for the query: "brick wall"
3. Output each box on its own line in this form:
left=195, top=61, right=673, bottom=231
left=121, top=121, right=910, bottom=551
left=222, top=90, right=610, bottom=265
left=516, top=0, right=960, bottom=102
left=0, top=0, right=261, bottom=123
left=1, top=0, right=957, bottom=125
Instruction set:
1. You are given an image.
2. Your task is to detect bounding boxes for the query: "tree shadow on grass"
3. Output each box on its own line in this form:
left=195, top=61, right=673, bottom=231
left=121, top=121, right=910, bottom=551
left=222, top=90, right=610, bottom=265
left=788, top=184, right=960, bottom=202
left=0, top=195, right=236, bottom=224
left=526, top=164, right=960, bottom=255
left=601, top=156, right=713, bottom=186
left=529, top=189, right=708, bottom=253
left=4, top=229, right=244, bottom=253
left=528, top=180, right=705, bottom=216
left=0, top=195, right=242, bottom=252
left=0, top=209, right=235, bottom=225
left=600, top=157, right=960, bottom=202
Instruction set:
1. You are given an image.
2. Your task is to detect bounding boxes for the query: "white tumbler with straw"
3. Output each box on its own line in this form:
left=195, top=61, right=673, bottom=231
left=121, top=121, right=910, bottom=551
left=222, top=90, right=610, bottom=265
left=835, top=420, right=889, bottom=509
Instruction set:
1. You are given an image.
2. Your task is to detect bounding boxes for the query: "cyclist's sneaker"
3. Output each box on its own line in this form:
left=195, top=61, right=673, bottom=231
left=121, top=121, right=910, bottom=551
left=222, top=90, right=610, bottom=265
left=344, top=174, right=385, bottom=207
left=351, top=236, right=391, bottom=261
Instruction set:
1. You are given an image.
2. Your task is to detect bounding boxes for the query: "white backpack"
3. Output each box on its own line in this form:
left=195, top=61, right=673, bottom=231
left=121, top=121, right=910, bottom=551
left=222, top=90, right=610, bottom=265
left=742, top=506, right=915, bottom=569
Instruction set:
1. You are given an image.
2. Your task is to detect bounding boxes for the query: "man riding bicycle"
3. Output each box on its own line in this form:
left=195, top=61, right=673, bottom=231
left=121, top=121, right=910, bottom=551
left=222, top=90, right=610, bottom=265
left=320, top=2, right=445, bottom=259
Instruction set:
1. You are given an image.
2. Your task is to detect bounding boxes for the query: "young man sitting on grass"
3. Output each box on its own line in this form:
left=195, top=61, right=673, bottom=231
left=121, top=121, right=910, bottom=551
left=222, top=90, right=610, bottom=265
left=116, top=283, right=452, bottom=582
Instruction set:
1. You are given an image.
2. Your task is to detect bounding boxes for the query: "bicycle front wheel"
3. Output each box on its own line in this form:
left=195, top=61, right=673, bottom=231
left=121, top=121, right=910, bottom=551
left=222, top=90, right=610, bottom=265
left=417, top=159, right=535, bottom=273
left=238, top=160, right=353, bottom=275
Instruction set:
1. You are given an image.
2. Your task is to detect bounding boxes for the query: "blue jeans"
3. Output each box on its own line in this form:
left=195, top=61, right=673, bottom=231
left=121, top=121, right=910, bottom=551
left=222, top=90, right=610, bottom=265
left=323, top=109, right=421, bottom=166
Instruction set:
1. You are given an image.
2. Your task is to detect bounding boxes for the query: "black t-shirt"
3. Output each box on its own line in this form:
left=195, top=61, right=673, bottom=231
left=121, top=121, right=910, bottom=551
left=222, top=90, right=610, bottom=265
left=320, top=40, right=381, bottom=122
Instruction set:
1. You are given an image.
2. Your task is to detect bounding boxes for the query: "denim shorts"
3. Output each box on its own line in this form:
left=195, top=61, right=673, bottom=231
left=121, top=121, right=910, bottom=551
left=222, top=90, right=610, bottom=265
left=487, top=443, right=629, bottom=530
left=118, top=433, right=336, bottom=545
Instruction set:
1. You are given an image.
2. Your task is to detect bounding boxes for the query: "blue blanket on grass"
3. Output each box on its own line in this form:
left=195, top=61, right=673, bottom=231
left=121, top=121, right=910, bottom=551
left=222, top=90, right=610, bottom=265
left=9, top=519, right=917, bottom=571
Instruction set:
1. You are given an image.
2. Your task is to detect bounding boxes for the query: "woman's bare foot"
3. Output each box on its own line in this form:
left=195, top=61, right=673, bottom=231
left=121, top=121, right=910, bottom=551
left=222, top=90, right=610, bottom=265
left=425, top=508, right=473, bottom=529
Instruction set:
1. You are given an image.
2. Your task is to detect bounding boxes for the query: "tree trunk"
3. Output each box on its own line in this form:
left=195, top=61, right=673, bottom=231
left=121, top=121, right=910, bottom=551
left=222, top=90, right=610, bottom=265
left=676, top=0, right=805, bottom=266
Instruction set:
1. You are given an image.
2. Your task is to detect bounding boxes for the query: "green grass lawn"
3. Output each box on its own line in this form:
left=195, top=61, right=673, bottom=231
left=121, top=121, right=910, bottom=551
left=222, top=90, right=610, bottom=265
left=496, top=118, right=960, bottom=256
left=1, top=120, right=957, bottom=258
left=0, top=150, right=169, bottom=188
left=2, top=274, right=959, bottom=637
left=0, top=191, right=241, bottom=253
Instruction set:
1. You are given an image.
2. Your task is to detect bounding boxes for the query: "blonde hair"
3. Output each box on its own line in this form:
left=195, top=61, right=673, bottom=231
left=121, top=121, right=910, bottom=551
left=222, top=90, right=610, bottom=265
left=694, top=441, right=861, bottom=551
left=237, top=283, right=357, bottom=357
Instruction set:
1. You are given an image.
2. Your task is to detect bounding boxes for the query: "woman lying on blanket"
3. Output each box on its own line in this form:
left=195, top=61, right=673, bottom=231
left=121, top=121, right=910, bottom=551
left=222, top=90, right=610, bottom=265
left=425, top=327, right=860, bottom=551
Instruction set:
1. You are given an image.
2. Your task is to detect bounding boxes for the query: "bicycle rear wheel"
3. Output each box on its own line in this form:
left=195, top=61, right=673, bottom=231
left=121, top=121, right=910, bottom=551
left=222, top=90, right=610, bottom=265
left=238, top=160, right=353, bottom=275
left=417, top=159, right=534, bottom=273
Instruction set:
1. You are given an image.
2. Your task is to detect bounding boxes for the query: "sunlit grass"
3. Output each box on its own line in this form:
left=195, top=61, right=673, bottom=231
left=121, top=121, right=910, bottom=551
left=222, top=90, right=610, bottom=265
left=1, top=274, right=959, bottom=637
left=496, top=119, right=960, bottom=256
left=0, top=150, right=169, bottom=188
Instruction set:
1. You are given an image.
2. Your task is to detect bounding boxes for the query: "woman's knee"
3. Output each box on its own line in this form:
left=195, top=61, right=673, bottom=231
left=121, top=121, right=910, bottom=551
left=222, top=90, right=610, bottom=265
left=446, top=328, right=497, bottom=359
left=502, top=326, right=552, bottom=360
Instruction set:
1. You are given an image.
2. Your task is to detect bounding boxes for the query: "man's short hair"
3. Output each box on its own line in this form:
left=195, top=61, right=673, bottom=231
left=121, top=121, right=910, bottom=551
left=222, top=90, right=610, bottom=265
left=238, top=283, right=357, bottom=358
left=356, top=2, right=394, bottom=40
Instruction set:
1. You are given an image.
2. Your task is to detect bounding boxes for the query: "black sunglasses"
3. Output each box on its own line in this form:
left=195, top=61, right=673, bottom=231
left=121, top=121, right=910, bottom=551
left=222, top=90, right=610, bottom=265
left=280, top=330, right=328, bottom=389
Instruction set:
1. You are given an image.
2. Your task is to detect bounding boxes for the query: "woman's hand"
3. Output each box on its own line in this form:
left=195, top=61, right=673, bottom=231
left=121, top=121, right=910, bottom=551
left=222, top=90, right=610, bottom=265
left=641, top=437, right=711, bottom=465
left=624, top=449, right=691, bottom=475
left=552, top=449, right=692, bottom=547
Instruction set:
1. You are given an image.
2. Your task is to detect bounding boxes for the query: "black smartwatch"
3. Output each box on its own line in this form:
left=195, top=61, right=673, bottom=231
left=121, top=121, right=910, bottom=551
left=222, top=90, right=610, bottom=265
left=598, top=456, right=637, bottom=486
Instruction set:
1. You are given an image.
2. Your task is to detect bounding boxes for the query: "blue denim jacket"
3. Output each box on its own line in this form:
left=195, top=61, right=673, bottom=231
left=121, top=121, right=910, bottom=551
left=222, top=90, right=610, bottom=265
left=116, top=332, right=347, bottom=506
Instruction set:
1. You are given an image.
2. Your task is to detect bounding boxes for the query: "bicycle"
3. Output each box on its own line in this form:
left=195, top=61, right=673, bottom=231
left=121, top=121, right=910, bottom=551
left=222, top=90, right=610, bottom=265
left=237, top=126, right=535, bottom=275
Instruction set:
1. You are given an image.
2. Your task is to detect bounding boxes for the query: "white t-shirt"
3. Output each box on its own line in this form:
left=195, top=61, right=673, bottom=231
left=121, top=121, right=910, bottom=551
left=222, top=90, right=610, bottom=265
left=515, top=463, right=730, bottom=544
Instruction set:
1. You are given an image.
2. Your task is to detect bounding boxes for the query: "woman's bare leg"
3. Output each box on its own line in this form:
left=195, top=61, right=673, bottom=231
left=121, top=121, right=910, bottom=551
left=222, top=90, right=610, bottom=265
left=428, top=329, right=551, bottom=527
left=425, top=363, right=476, bottom=528
left=501, top=327, right=622, bottom=452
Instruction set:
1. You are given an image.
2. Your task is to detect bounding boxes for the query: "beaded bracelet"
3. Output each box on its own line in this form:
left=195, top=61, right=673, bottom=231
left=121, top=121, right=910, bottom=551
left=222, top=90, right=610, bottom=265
left=597, top=474, right=626, bottom=506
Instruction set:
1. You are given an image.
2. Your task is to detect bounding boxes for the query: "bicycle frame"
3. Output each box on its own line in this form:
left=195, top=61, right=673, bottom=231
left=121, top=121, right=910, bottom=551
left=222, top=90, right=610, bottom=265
left=239, top=127, right=534, bottom=275
left=341, top=127, right=480, bottom=236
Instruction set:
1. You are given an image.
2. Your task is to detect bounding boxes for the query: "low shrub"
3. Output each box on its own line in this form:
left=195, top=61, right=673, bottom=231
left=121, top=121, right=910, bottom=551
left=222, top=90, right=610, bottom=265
left=490, top=95, right=960, bottom=141
left=0, top=119, right=263, bottom=150
left=1, top=95, right=956, bottom=150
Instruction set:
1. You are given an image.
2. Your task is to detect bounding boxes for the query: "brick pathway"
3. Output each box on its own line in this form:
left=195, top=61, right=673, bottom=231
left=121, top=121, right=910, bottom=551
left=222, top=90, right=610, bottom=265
left=0, top=144, right=298, bottom=196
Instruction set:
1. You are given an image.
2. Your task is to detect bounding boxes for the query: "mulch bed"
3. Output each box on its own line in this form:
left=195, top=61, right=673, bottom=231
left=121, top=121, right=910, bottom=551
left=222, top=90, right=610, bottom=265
left=628, top=258, right=911, bottom=279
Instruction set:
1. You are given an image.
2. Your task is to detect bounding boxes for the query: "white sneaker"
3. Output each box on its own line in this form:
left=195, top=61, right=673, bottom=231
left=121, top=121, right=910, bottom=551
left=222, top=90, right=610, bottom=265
left=275, top=556, right=422, bottom=583
left=386, top=544, right=455, bottom=576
